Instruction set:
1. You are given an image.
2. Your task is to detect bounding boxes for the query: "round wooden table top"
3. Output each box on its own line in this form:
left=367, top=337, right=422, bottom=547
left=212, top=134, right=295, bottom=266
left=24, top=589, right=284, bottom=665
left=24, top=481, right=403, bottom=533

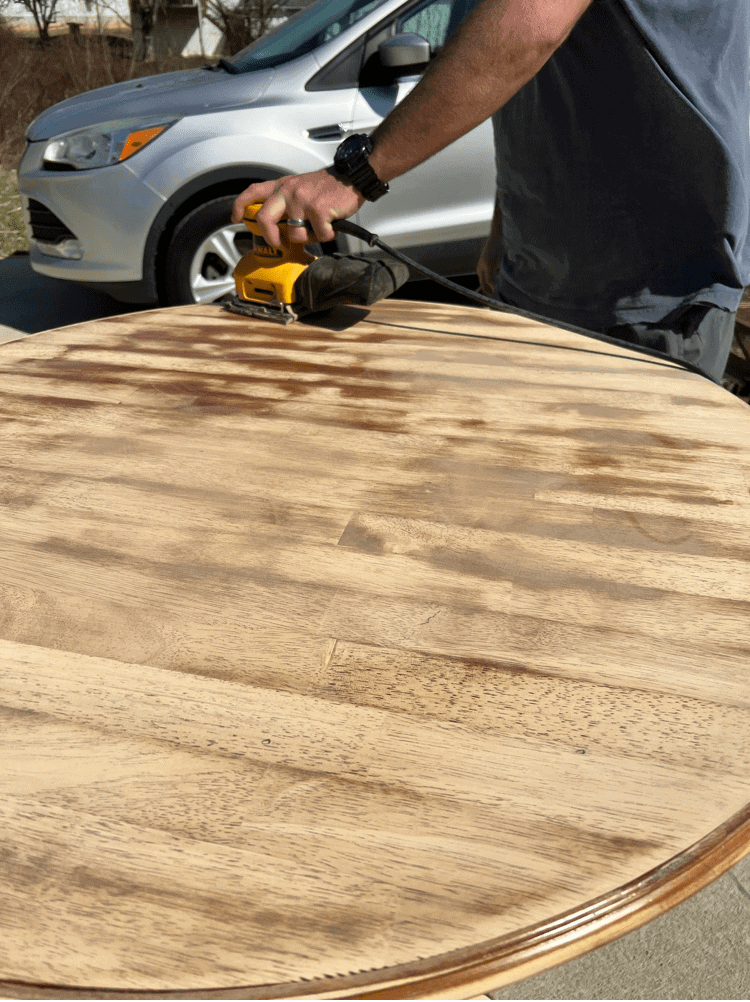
left=1, top=300, right=749, bottom=1001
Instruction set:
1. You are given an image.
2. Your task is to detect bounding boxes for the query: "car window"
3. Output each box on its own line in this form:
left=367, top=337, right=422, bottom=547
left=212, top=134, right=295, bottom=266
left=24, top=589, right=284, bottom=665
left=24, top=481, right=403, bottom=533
left=397, top=0, right=482, bottom=51
left=306, top=0, right=485, bottom=90
left=398, top=0, right=450, bottom=49
left=230, top=0, right=389, bottom=73
left=323, top=0, right=381, bottom=39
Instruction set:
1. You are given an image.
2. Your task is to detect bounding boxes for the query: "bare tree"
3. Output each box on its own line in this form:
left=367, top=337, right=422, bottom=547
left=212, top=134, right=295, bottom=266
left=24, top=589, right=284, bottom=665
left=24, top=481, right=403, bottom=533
left=91, top=0, right=133, bottom=34
left=129, top=0, right=165, bottom=59
left=203, top=0, right=287, bottom=55
left=0, top=0, right=62, bottom=43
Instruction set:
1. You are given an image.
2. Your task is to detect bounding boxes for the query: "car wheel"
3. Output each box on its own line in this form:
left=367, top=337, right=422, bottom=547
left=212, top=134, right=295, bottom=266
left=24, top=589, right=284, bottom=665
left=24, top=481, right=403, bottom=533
left=163, top=195, right=254, bottom=306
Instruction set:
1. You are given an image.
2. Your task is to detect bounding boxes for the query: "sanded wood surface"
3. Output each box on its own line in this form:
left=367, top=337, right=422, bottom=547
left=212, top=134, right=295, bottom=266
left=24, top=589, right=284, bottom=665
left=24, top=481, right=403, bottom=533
left=0, top=300, right=749, bottom=1000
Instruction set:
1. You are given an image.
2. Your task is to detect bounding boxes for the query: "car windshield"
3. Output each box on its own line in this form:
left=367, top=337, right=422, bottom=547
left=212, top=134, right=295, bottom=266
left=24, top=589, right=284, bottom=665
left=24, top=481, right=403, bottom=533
left=228, top=0, right=386, bottom=73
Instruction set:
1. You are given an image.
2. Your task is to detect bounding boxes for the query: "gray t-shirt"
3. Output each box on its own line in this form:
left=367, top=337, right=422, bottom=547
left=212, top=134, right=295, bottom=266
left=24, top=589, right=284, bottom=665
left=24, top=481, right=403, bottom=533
left=492, top=0, right=750, bottom=330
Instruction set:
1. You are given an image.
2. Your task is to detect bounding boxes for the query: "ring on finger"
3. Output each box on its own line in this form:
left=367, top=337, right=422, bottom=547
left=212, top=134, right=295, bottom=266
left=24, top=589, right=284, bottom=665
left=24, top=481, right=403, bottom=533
left=286, top=218, right=306, bottom=228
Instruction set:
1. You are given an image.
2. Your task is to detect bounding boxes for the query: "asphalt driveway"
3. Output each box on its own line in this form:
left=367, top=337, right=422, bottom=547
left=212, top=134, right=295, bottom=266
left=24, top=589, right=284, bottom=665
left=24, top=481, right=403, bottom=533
left=0, top=251, right=144, bottom=344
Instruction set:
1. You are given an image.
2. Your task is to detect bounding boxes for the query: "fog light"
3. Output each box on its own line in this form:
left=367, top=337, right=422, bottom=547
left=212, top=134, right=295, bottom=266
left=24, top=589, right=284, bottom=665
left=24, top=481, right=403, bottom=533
left=34, top=238, right=83, bottom=260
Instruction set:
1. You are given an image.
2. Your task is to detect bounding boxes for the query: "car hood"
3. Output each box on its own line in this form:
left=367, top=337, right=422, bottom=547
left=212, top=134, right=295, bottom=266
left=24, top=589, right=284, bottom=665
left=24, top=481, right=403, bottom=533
left=26, top=66, right=275, bottom=141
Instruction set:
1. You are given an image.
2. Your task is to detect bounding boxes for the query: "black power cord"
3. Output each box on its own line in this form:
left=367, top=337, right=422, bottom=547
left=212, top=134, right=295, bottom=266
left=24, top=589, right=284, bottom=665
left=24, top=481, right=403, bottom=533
left=333, top=218, right=719, bottom=385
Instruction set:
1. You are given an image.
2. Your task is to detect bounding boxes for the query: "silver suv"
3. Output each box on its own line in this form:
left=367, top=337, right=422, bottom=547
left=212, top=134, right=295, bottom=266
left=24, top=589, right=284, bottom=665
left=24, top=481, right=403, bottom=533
left=19, top=0, right=493, bottom=306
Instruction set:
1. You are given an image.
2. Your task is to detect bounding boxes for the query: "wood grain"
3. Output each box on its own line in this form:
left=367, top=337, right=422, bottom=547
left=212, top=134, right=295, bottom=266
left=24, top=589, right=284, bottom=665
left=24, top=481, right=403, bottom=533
left=0, top=300, right=748, bottom=1000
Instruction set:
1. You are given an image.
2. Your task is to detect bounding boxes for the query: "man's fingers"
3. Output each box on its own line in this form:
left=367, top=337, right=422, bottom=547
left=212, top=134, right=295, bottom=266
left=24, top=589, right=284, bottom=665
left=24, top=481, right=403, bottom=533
left=231, top=169, right=363, bottom=246
left=477, top=264, right=492, bottom=296
left=255, top=191, right=290, bottom=247
left=306, top=212, right=336, bottom=245
left=476, top=247, right=500, bottom=299
left=286, top=221, right=313, bottom=241
left=231, top=179, right=281, bottom=224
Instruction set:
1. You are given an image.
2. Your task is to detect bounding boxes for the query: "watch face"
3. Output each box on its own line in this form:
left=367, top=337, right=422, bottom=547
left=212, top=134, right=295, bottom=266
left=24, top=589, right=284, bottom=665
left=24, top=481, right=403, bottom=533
left=336, top=133, right=372, bottom=169
left=332, top=133, right=387, bottom=200
left=338, top=135, right=363, bottom=159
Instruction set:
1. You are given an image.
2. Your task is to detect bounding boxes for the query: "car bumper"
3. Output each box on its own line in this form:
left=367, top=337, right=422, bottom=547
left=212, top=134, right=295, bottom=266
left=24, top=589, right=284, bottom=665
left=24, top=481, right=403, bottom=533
left=19, top=140, right=165, bottom=286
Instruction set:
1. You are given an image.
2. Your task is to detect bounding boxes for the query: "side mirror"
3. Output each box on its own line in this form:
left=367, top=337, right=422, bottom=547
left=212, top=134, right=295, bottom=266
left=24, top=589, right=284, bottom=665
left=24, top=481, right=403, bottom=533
left=378, top=32, right=431, bottom=70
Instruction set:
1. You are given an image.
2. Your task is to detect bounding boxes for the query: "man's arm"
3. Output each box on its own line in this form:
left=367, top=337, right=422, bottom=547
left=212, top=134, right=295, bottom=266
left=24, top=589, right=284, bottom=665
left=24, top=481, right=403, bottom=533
left=233, top=0, right=593, bottom=246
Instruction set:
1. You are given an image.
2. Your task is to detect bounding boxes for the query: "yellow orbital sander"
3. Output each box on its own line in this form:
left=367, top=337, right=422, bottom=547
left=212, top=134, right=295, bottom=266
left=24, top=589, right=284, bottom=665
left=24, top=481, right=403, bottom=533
left=225, top=201, right=410, bottom=325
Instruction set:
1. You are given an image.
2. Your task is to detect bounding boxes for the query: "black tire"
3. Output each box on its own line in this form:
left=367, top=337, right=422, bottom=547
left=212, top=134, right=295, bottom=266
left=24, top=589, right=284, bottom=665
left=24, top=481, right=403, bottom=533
left=162, top=195, right=253, bottom=306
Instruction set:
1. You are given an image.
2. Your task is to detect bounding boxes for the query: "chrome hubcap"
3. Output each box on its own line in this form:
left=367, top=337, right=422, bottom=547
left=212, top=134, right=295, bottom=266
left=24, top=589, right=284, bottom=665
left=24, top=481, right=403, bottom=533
left=188, top=223, right=249, bottom=304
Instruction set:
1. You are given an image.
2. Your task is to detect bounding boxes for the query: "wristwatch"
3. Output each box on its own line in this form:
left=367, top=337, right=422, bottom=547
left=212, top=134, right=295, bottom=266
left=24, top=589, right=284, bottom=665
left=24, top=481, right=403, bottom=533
left=332, top=133, right=389, bottom=201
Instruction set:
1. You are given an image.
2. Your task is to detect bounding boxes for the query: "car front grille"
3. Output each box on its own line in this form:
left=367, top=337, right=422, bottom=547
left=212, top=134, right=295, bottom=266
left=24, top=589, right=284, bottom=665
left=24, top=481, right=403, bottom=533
left=27, top=199, right=77, bottom=244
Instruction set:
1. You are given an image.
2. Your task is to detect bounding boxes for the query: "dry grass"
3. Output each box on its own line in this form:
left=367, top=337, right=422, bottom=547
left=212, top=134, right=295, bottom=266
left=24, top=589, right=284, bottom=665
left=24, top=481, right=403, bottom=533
left=0, top=26, right=205, bottom=170
left=0, top=25, right=206, bottom=258
left=0, top=166, right=28, bottom=258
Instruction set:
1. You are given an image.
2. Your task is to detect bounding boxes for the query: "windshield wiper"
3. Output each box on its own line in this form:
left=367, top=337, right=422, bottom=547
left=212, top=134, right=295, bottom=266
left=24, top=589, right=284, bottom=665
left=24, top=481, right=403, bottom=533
left=203, top=58, right=240, bottom=73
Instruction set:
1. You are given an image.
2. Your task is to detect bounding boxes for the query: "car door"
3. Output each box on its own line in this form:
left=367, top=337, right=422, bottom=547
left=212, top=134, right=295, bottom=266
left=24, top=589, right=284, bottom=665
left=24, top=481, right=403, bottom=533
left=348, top=0, right=495, bottom=275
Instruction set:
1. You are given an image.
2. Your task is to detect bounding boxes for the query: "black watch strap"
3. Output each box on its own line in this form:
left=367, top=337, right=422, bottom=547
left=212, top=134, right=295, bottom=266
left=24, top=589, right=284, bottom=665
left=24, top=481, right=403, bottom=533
left=345, top=161, right=389, bottom=201
left=330, top=162, right=389, bottom=201
left=332, top=134, right=389, bottom=201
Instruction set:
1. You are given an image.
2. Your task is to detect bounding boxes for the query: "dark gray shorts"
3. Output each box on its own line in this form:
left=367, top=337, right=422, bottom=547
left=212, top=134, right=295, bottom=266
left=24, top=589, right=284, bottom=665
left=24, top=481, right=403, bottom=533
left=605, top=302, right=735, bottom=382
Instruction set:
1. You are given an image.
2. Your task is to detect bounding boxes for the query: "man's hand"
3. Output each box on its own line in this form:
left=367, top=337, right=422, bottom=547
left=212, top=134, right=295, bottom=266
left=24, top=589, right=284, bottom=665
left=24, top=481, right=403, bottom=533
left=477, top=195, right=503, bottom=297
left=477, top=239, right=502, bottom=298
left=232, top=170, right=364, bottom=247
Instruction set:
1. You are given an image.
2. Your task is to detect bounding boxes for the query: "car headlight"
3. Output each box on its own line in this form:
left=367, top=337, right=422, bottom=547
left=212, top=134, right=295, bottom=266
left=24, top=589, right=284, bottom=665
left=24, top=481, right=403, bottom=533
left=43, top=118, right=178, bottom=170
